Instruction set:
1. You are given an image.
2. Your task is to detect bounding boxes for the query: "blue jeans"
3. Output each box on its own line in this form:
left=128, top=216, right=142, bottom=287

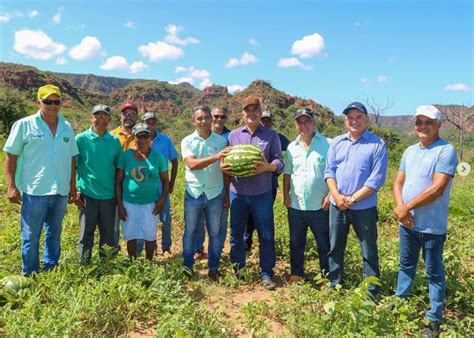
left=230, top=190, right=275, bottom=279
left=396, top=225, right=446, bottom=322
left=244, top=188, right=277, bottom=250
left=136, top=195, right=172, bottom=255
left=328, top=205, right=380, bottom=294
left=193, top=208, right=228, bottom=252
left=182, top=190, right=225, bottom=271
left=20, top=193, right=68, bottom=276
left=288, top=207, right=330, bottom=276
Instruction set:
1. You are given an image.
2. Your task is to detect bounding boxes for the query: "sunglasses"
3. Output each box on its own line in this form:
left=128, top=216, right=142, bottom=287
left=41, top=99, right=62, bottom=105
left=122, top=111, right=137, bottom=117
left=213, top=114, right=227, bottom=120
left=135, top=133, right=151, bottom=139
left=415, top=119, right=436, bottom=126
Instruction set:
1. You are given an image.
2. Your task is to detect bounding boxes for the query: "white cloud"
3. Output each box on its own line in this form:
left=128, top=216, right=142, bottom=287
left=360, top=78, right=370, bottom=86
left=225, top=52, right=258, bottom=68
left=0, top=9, right=38, bottom=22
left=124, top=21, right=135, bottom=29
left=376, top=75, right=391, bottom=83
left=227, top=84, right=245, bottom=94
left=129, top=61, right=149, bottom=74
left=249, top=38, right=260, bottom=46
left=444, top=83, right=473, bottom=92
left=277, top=57, right=313, bottom=71
left=27, top=10, right=38, bottom=18
left=13, top=29, right=66, bottom=60
left=138, top=41, right=183, bottom=62
left=56, top=57, right=67, bottom=65
left=52, top=7, right=63, bottom=25
left=198, top=78, right=213, bottom=90
left=190, top=69, right=210, bottom=79
left=164, top=24, right=199, bottom=46
left=169, top=77, right=195, bottom=85
left=175, top=66, right=188, bottom=73
left=100, top=56, right=148, bottom=73
left=69, top=36, right=105, bottom=60
left=291, top=33, right=325, bottom=58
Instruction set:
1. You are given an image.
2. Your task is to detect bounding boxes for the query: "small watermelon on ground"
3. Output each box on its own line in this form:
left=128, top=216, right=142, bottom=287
left=223, top=144, right=264, bottom=177
left=0, top=275, right=32, bottom=293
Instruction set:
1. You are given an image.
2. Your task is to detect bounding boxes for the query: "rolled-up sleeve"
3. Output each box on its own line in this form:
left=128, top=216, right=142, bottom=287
left=324, top=139, right=337, bottom=180
left=364, top=141, right=388, bottom=191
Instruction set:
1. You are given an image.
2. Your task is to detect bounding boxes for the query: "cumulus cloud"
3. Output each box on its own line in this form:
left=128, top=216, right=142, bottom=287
left=444, top=83, right=473, bottom=92
left=56, top=57, right=67, bottom=65
left=52, top=7, right=63, bottom=25
left=225, top=52, right=258, bottom=68
left=0, top=9, right=38, bottom=22
left=376, top=75, right=391, bottom=83
left=249, top=38, right=260, bottom=46
left=164, top=24, right=199, bottom=46
left=291, top=33, right=325, bottom=58
left=277, top=57, right=313, bottom=71
left=138, top=41, right=183, bottom=62
left=124, top=21, right=135, bottom=29
left=168, top=77, right=195, bottom=85
left=69, top=36, right=105, bottom=60
left=14, top=29, right=66, bottom=60
left=100, top=56, right=148, bottom=73
left=227, top=85, right=245, bottom=94
left=198, top=78, right=213, bottom=90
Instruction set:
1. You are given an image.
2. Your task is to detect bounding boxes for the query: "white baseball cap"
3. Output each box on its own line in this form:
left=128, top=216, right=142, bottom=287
left=415, top=105, right=441, bottom=120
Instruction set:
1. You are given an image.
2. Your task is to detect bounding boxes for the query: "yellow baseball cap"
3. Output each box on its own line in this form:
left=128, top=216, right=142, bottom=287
left=37, top=84, right=61, bottom=100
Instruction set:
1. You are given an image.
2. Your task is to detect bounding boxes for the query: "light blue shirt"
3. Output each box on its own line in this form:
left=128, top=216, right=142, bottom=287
left=3, top=111, right=79, bottom=196
left=400, top=138, right=458, bottom=234
left=324, top=129, right=388, bottom=210
left=284, top=132, right=331, bottom=210
left=151, top=131, right=178, bottom=161
left=181, top=131, right=226, bottom=200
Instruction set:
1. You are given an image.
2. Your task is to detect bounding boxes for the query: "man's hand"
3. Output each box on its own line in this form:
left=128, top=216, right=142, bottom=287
left=216, top=146, right=232, bottom=160
left=394, top=204, right=414, bottom=228
left=283, top=194, right=291, bottom=209
left=169, top=181, right=175, bottom=194
left=153, top=197, right=166, bottom=215
left=74, top=191, right=85, bottom=209
left=118, top=204, right=128, bottom=221
left=253, top=157, right=275, bottom=175
left=7, top=185, right=21, bottom=204
left=220, top=161, right=235, bottom=176
left=333, top=193, right=349, bottom=210
left=68, top=186, right=77, bottom=204
left=321, top=194, right=330, bottom=211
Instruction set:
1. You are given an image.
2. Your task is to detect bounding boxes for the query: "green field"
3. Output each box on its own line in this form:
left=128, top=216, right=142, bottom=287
left=0, top=149, right=473, bottom=336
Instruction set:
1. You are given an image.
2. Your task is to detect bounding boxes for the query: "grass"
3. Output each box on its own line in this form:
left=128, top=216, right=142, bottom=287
left=0, top=150, right=473, bottom=336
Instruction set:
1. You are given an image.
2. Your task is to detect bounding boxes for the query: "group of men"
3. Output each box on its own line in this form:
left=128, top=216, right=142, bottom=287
left=4, top=84, right=458, bottom=336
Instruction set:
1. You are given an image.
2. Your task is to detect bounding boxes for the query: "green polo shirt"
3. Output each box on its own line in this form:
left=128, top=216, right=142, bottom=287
left=117, top=149, right=168, bottom=205
left=3, top=111, right=79, bottom=196
left=76, top=127, right=123, bottom=200
left=181, top=131, right=226, bottom=200
left=284, top=132, right=331, bottom=210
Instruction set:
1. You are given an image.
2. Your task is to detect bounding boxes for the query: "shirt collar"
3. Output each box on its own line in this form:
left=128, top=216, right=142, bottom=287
left=241, top=124, right=264, bottom=134
left=88, top=126, right=112, bottom=139
left=192, top=129, right=214, bottom=141
left=344, top=129, right=370, bottom=142
left=295, top=131, right=320, bottom=145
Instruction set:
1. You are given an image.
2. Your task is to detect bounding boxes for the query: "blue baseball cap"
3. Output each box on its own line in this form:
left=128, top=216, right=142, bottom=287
left=342, top=102, right=368, bottom=115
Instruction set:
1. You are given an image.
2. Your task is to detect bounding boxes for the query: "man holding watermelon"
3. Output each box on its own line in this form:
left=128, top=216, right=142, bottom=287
left=221, top=95, right=283, bottom=291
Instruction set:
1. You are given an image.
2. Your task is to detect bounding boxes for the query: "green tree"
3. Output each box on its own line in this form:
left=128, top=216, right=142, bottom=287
left=0, top=87, right=27, bottom=135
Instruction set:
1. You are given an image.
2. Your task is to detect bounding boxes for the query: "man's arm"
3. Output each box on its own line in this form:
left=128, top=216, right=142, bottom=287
left=5, top=153, right=21, bottom=204
left=223, top=174, right=231, bottom=210
left=326, top=178, right=349, bottom=210
left=283, top=174, right=291, bottom=208
left=392, top=171, right=414, bottom=227
left=169, top=158, right=178, bottom=193
left=184, top=147, right=231, bottom=170
left=68, top=157, right=77, bottom=204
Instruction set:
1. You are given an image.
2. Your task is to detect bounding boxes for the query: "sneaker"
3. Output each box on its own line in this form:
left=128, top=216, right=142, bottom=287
left=162, top=250, right=172, bottom=258
left=208, top=269, right=221, bottom=282
left=288, top=275, right=304, bottom=285
left=193, top=250, right=207, bottom=261
left=421, top=321, right=440, bottom=338
left=261, top=276, right=276, bottom=291
left=181, top=266, right=194, bottom=279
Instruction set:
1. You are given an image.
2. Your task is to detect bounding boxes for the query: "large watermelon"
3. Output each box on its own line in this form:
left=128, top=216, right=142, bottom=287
left=0, top=275, right=31, bottom=293
left=223, top=144, right=264, bottom=177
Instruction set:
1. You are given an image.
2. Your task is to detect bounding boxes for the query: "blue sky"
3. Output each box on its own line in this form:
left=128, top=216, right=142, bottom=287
left=1, top=0, right=472, bottom=116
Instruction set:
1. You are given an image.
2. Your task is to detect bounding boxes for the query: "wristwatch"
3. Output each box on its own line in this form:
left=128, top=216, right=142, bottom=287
left=350, top=195, right=357, bottom=204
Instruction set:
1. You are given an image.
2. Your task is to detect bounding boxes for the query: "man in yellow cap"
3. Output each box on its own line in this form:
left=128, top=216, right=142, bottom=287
left=3, top=84, right=79, bottom=276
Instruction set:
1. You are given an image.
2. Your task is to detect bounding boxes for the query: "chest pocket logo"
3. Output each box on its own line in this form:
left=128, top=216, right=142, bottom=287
left=63, top=136, right=70, bottom=143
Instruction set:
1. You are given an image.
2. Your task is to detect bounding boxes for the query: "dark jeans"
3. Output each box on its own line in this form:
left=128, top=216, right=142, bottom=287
left=244, top=188, right=277, bottom=250
left=328, top=204, right=380, bottom=294
left=396, top=225, right=446, bottom=322
left=288, top=207, right=330, bottom=276
left=79, top=194, right=116, bottom=263
left=230, top=190, right=275, bottom=279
